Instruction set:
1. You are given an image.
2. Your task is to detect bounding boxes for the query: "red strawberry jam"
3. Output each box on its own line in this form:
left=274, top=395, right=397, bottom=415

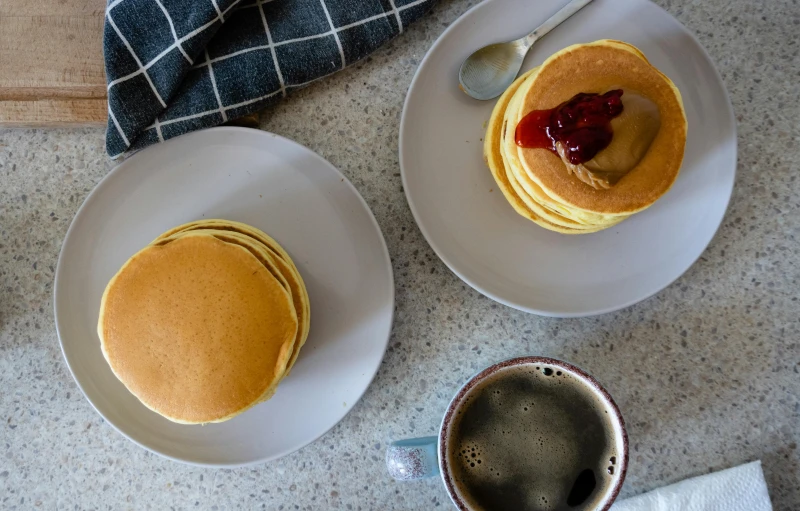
left=514, top=90, right=624, bottom=164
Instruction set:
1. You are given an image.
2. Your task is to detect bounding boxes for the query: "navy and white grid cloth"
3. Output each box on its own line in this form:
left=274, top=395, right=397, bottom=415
left=103, top=0, right=437, bottom=158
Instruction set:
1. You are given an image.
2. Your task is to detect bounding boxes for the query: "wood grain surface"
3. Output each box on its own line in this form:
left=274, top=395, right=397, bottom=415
left=0, top=0, right=107, bottom=126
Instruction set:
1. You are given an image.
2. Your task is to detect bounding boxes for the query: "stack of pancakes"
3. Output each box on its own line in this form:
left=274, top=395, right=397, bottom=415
left=484, top=40, right=687, bottom=234
left=98, top=220, right=310, bottom=424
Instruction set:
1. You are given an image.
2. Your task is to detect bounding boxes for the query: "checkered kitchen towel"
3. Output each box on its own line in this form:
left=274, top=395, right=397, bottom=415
left=104, top=0, right=436, bottom=158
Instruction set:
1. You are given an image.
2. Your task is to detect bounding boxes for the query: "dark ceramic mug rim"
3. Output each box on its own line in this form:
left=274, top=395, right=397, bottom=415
left=437, top=356, right=629, bottom=511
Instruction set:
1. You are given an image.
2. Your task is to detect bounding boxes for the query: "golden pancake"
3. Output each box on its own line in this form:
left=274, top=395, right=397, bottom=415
left=98, top=233, right=298, bottom=424
left=502, top=53, right=627, bottom=225
left=515, top=40, right=687, bottom=216
left=499, top=69, right=625, bottom=229
left=155, top=228, right=310, bottom=374
left=152, top=219, right=310, bottom=371
left=486, top=68, right=623, bottom=232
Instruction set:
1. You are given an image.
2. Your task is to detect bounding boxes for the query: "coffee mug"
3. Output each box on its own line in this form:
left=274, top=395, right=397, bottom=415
left=386, top=357, right=628, bottom=510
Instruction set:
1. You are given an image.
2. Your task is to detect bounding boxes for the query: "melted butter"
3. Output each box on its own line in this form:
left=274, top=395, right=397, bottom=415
left=559, top=92, right=661, bottom=189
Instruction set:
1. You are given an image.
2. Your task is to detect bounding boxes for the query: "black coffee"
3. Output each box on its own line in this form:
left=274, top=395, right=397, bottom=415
left=446, top=364, right=621, bottom=511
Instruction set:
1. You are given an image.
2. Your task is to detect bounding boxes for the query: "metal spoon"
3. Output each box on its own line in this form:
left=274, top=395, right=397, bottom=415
left=458, top=0, right=594, bottom=100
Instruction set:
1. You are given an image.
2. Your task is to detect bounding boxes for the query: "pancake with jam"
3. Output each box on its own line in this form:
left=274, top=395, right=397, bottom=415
left=485, top=40, right=686, bottom=233
left=488, top=68, right=623, bottom=231
left=486, top=68, right=617, bottom=233
left=97, top=232, right=298, bottom=424
left=152, top=219, right=310, bottom=373
left=497, top=68, right=625, bottom=231
left=514, top=40, right=687, bottom=217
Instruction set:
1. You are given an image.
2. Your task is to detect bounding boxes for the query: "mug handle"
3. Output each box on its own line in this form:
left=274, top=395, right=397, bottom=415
left=386, top=436, right=439, bottom=481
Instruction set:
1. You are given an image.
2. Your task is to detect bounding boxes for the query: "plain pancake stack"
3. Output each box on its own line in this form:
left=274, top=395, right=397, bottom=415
left=97, top=219, right=310, bottom=424
left=484, top=40, right=688, bottom=234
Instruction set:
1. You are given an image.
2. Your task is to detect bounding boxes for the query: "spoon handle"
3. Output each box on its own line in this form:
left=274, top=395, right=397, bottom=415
left=522, top=0, right=594, bottom=48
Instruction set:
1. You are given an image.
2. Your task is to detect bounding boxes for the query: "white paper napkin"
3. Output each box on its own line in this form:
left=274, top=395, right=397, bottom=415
left=611, top=461, right=772, bottom=511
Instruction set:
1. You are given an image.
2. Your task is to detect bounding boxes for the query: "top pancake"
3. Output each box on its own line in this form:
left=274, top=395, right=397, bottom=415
left=499, top=68, right=627, bottom=228
left=98, top=233, right=298, bottom=424
left=484, top=67, right=615, bottom=233
left=513, top=40, right=687, bottom=215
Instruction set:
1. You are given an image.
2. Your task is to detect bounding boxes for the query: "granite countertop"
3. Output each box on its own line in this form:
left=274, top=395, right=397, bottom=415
left=1, top=0, right=798, bottom=509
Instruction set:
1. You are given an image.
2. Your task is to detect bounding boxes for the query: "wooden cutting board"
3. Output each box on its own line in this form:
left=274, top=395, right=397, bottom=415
left=0, top=0, right=107, bottom=127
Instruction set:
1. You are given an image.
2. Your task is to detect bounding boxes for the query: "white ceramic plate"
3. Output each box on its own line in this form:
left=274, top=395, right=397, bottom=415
left=55, top=128, right=394, bottom=466
left=400, top=0, right=736, bottom=316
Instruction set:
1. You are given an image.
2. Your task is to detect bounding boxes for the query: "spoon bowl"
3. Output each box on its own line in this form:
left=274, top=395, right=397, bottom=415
left=459, top=40, right=528, bottom=100
left=458, top=0, right=593, bottom=100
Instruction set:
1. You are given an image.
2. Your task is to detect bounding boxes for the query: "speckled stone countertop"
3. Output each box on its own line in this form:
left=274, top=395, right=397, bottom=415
left=1, top=0, right=798, bottom=509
